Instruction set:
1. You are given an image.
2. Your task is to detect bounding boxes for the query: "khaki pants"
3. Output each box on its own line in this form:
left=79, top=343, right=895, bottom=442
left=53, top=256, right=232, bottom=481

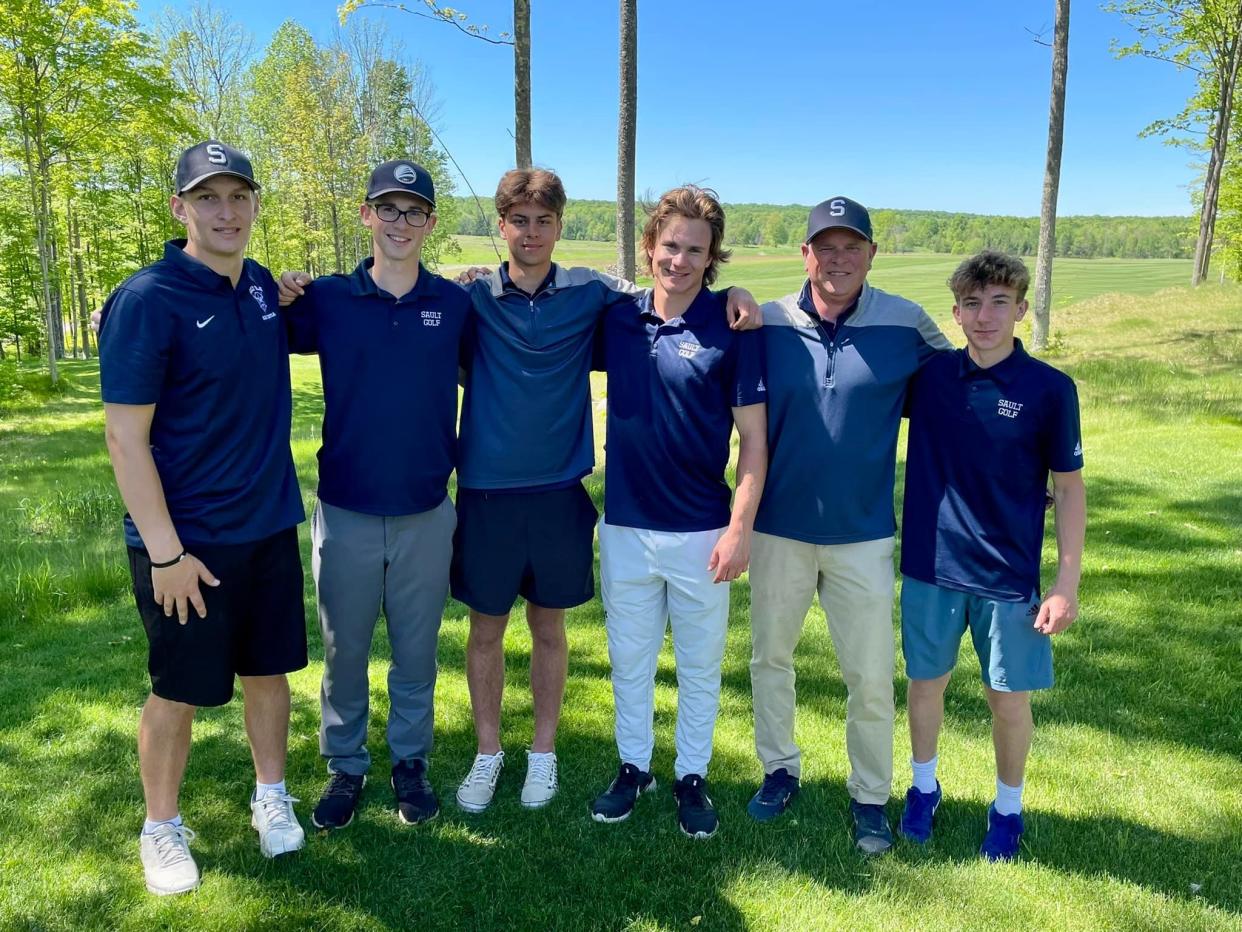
left=749, top=531, right=895, bottom=804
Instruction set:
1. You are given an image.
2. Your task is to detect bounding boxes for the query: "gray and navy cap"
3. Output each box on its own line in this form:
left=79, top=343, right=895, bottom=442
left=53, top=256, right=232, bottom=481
left=366, top=160, right=436, bottom=209
left=175, top=141, right=260, bottom=194
left=805, top=196, right=872, bottom=244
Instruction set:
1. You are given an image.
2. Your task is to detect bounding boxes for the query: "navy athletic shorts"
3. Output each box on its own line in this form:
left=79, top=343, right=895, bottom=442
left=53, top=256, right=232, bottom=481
left=450, top=483, right=598, bottom=615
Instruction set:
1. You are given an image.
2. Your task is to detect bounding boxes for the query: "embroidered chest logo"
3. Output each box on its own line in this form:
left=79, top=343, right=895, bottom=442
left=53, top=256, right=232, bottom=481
left=997, top=398, right=1024, bottom=419
left=421, top=310, right=442, bottom=327
left=756, top=378, right=766, bottom=393
left=677, top=339, right=701, bottom=359
left=249, top=284, right=276, bottom=321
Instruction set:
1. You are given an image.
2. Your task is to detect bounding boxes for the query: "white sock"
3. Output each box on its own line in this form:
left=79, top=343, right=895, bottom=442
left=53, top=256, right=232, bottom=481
left=994, top=778, right=1023, bottom=815
left=911, top=755, right=939, bottom=794
left=255, top=779, right=287, bottom=799
left=142, top=814, right=183, bottom=835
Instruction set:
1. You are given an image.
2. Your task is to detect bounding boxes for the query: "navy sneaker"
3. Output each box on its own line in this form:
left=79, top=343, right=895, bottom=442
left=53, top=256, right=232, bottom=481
left=392, top=759, right=439, bottom=825
left=673, top=774, right=719, bottom=839
left=850, top=799, right=893, bottom=855
left=311, top=772, right=366, bottom=830
left=590, top=763, right=656, bottom=823
left=980, top=804, right=1024, bottom=862
left=899, top=783, right=942, bottom=843
left=746, top=768, right=800, bottom=822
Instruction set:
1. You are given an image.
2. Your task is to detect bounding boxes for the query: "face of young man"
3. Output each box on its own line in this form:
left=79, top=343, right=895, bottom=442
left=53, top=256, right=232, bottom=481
left=171, top=176, right=258, bottom=262
left=498, top=200, right=562, bottom=271
left=361, top=193, right=437, bottom=265
left=953, top=284, right=1028, bottom=360
left=649, top=215, right=712, bottom=301
left=801, top=228, right=877, bottom=304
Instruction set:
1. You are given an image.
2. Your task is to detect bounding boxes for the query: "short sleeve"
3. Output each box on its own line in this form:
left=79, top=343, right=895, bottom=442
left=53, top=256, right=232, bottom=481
left=732, top=329, right=766, bottom=408
left=284, top=281, right=320, bottom=354
left=1044, top=377, right=1084, bottom=472
left=98, top=286, right=173, bottom=405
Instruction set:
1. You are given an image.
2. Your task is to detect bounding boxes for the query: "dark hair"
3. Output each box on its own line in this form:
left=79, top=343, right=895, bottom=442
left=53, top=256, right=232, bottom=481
left=639, top=185, right=732, bottom=287
left=948, top=251, right=1032, bottom=303
left=494, top=168, right=567, bottom=219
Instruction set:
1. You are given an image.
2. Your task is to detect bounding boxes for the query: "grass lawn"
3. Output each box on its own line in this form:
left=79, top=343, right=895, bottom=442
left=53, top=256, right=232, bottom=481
left=0, top=251, right=1238, bottom=930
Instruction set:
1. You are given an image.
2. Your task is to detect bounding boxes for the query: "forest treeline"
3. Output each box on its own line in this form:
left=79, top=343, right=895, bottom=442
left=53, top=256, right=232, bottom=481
left=0, top=0, right=1201, bottom=371
left=452, top=197, right=1194, bottom=259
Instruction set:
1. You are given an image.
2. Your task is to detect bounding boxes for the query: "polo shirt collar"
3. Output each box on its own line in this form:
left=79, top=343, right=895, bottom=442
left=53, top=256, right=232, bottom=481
left=499, top=261, right=557, bottom=297
left=796, top=279, right=859, bottom=327
left=349, top=257, right=435, bottom=301
left=163, top=239, right=235, bottom=291
left=637, top=285, right=714, bottom=326
left=958, top=338, right=1029, bottom=386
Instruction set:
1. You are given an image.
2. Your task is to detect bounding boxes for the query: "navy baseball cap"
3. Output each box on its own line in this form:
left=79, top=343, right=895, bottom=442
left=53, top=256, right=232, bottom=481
left=175, top=141, right=259, bottom=194
left=367, top=160, right=436, bottom=209
left=805, top=196, right=872, bottom=243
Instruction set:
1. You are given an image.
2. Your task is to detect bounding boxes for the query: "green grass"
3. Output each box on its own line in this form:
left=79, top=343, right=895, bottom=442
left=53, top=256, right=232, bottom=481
left=0, top=252, right=1239, bottom=930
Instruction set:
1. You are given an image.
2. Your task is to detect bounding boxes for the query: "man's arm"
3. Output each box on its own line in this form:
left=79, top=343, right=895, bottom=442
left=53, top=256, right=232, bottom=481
left=276, top=271, right=320, bottom=354
left=1034, top=468, right=1085, bottom=635
left=104, top=403, right=219, bottom=624
left=707, top=403, right=768, bottom=583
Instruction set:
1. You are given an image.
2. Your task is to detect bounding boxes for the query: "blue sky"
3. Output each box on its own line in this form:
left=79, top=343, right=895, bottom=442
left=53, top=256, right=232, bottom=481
left=137, top=0, right=1202, bottom=216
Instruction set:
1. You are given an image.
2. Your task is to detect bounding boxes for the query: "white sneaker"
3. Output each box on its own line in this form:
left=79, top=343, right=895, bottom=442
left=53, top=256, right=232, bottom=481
left=140, top=822, right=200, bottom=896
left=520, top=750, right=558, bottom=809
left=250, top=791, right=306, bottom=858
left=456, top=751, right=505, bottom=812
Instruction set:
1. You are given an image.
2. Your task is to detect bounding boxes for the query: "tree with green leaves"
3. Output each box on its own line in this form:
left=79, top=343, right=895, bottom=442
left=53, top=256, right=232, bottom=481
left=1108, top=0, right=1242, bottom=285
left=0, top=0, right=181, bottom=380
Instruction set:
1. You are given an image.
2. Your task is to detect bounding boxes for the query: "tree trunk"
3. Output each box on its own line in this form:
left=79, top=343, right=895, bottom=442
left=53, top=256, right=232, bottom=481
left=514, top=0, right=532, bottom=168
left=1192, top=5, right=1242, bottom=286
left=72, top=208, right=91, bottom=359
left=616, top=0, right=637, bottom=281
left=1032, top=0, right=1070, bottom=352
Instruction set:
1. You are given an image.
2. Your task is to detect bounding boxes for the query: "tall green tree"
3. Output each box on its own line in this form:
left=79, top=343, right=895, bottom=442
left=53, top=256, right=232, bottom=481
left=1108, top=0, right=1242, bottom=285
left=0, top=0, right=180, bottom=380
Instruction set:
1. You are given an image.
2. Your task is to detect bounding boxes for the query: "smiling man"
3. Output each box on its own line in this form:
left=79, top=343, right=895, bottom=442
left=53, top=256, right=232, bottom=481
left=746, top=196, right=952, bottom=854
left=897, top=252, right=1085, bottom=861
left=588, top=186, right=766, bottom=838
left=277, top=160, right=471, bottom=831
left=98, top=141, right=307, bottom=895
left=451, top=169, right=761, bottom=814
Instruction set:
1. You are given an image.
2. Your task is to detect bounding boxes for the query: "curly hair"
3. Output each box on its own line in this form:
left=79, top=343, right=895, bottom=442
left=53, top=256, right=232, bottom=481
left=639, top=185, right=732, bottom=287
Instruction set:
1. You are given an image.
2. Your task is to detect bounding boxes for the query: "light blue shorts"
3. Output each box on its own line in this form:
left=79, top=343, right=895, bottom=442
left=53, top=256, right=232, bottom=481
left=900, top=576, right=1053, bottom=692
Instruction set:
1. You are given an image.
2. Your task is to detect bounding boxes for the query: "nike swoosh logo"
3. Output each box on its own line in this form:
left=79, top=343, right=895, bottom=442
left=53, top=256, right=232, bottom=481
left=196, top=316, right=215, bottom=329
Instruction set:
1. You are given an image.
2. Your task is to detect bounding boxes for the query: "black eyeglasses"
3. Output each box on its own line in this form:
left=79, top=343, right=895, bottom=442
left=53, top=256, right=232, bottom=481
left=372, top=203, right=431, bottom=227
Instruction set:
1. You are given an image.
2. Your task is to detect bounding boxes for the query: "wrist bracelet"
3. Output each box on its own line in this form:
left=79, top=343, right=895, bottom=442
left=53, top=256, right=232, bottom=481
left=150, top=550, right=188, bottom=569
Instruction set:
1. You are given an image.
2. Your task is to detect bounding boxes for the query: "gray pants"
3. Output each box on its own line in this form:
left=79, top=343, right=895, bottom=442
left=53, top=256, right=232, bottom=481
left=312, top=497, right=455, bottom=775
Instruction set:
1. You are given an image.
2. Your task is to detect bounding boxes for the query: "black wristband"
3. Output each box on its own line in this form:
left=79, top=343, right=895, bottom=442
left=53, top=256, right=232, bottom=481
left=150, top=550, right=188, bottom=569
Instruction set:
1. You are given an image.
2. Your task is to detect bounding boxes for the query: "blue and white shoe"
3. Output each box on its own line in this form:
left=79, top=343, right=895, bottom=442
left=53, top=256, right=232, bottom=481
left=899, top=782, right=942, bottom=843
left=746, top=768, right=800, bottom=823
left=980, top=803, right=1024, bottom=862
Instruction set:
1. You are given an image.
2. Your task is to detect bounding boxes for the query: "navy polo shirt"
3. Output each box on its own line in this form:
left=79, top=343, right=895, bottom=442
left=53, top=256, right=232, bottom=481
left=458, top=262, right=634, bottom=490
left=754, top=281, right=952, bottom=545
left=98, top=240, right=303, bottom=549
left=600, top=287, right=765, bottom=532
left=900, top=341, right=1084, bottom=601
left=285, top=259, right=470, bottom=516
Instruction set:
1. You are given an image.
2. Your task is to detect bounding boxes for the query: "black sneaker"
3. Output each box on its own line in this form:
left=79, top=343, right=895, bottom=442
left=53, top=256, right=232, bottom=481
left=311, top=772, right=366, bottom=830
left=673, top=774, right=719, bottom=840
left=590, top=763, right=656, bottom=823
left=746, top=767, right=800, bottom=822
left=392, top=759, right=439, bottom=825
left=850, top=799, right=893, bottom=855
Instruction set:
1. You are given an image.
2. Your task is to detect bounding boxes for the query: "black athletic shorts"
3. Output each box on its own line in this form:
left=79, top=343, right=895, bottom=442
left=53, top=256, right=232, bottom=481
left=128, top=526, right=308, bottom=707
left=450, top=483, right=598, bottom=616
